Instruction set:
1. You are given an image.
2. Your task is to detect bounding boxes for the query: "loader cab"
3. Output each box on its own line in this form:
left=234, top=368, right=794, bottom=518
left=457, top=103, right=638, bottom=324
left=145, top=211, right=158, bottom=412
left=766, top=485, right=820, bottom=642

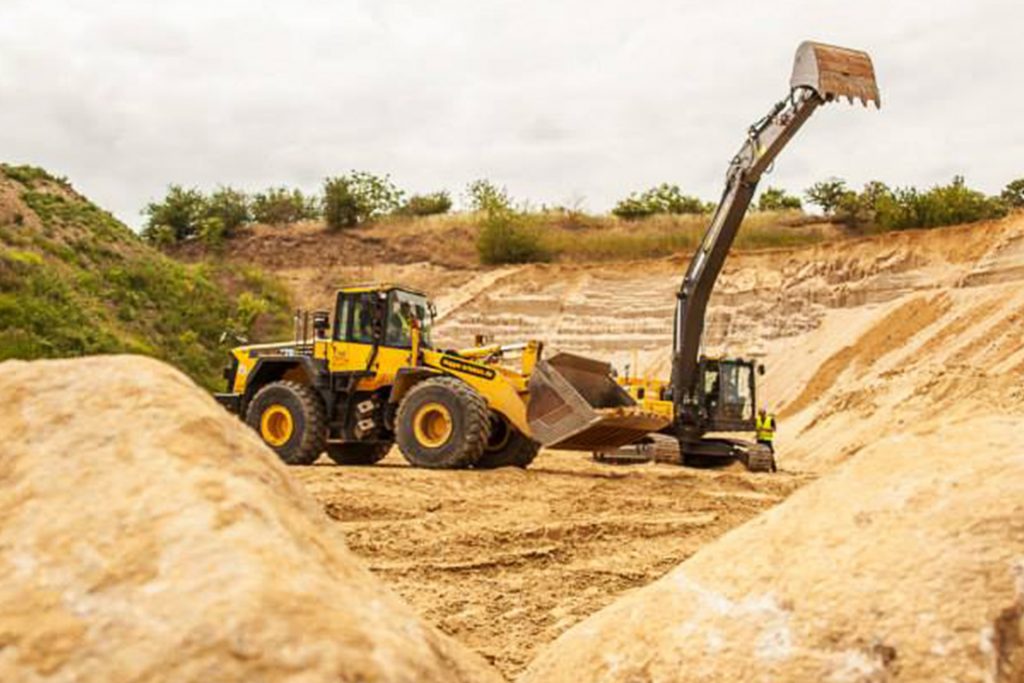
left=333, top=285, right=435, bottom=349
left=696, top=357, right=758, bottom=432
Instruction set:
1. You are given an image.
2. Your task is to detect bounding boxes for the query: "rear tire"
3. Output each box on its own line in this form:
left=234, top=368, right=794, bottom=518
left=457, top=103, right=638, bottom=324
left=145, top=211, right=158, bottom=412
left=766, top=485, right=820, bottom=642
left=325, top=442, right=391, bottom=466
left=396, top=376, right=491, bottom=469
left=476, top=413, right=540, bottom=469
left=245, top=380, right=326, bottom=465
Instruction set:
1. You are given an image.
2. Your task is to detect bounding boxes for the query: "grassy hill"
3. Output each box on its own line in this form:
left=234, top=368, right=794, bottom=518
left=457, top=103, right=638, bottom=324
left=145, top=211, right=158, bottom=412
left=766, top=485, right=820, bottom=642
left=0, top=164, right=292, bottom=390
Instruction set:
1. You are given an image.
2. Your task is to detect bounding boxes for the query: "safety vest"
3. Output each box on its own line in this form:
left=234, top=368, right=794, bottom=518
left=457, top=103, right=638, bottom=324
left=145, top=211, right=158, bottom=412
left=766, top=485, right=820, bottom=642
left=756, top=413, right=776, bottom=442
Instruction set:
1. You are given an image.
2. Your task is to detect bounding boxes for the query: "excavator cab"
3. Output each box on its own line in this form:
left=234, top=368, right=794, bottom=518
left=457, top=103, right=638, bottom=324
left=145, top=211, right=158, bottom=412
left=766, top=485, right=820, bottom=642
left=695, top=358, right=759, bottom=432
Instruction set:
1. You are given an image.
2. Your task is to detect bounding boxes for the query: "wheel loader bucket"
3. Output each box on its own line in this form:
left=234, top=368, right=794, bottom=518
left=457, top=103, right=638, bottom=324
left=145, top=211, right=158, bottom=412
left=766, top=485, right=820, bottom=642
left=526, top=353, right=671, bottom=451
left=791, top=41, right=880, bottom=108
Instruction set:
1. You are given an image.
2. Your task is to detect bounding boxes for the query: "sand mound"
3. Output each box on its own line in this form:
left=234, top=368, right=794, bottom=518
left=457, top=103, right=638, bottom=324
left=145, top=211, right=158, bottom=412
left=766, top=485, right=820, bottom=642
left=0, top=355, right=499, bottom=683
left=520, top=418, right=1024, bottom=683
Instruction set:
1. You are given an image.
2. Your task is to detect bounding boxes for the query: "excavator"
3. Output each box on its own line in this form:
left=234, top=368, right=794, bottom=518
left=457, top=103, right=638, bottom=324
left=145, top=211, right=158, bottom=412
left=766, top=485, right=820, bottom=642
left=528, top=41, right=881, bottom=471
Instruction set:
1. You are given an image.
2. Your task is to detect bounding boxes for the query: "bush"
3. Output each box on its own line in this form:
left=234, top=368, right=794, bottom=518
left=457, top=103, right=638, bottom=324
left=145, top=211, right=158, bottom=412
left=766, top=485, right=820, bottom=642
left=1001, top=178, right=1024, bottom=209
left=251, top=187, right=319, bottom=225
left=612, top=184, right=711, bottom=220
left=205, top=186, right=251, bottom=236
left=757, top=186, right=802, bottom=211
left=400, top=191, right=453, bottom=216
left=476, top=209, right=550, bottom=265
left=142, top=185, right=205, bottom=242
left=323, top=172, right=403, bottom=230
left=467, top=179, right=512, bottom=213
left=833, top=177, right=1006, bottom=230
left=804, top=178, right=848, bottom=215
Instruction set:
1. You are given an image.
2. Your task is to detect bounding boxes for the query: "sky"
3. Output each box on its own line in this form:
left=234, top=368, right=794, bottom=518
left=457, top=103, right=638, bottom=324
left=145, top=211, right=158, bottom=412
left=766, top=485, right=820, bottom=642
left=1, top=0, right=1021, bottom=227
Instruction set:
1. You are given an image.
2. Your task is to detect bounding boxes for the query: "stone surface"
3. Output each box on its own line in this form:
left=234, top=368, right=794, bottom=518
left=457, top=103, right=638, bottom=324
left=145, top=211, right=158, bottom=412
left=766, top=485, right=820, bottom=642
left=0, top=355, right=500, bottom=683
left=520, top=418, right=1024, bottom=683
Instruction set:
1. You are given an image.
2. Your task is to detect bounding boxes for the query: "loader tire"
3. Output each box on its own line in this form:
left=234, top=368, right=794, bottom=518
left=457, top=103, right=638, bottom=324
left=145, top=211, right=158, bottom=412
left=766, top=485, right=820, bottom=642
left=245, top=380, right=327, bottom=466
left=396, top=376, right=491, bottom=469
left=476, top=413, right=540, bottom=469
left=326, top=442, right=391, bottom=466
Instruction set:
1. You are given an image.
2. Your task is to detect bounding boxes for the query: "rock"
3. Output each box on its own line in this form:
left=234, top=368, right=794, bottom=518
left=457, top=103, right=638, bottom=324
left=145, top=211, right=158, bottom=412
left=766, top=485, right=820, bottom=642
left=520, top=418, right=1024, bottom=683
left=0, top=355, right=500, bottom=683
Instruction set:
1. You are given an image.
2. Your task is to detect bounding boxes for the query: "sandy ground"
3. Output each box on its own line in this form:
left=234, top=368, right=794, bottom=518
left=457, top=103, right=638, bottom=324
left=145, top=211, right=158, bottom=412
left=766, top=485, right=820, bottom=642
left=229, top=213, right=1024, bottom=679
left=294, top=452, right=808, bottom=677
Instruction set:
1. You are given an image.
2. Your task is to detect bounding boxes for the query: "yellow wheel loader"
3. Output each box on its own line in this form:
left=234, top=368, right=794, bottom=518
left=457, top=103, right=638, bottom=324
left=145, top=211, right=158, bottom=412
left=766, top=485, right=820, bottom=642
left=216, top=284, right=667, bottom=468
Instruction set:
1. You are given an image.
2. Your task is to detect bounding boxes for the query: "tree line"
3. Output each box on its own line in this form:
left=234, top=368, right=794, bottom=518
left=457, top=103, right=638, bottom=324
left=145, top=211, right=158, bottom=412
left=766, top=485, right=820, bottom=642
left=143, top=172, right=1024, bottom=248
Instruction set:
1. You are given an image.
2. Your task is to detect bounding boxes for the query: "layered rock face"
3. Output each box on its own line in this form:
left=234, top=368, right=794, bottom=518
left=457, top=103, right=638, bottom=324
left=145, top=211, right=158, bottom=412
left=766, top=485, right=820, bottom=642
left=520, top=418, right=1024, bottom=683
left=0, top=355, right=500, bottom=683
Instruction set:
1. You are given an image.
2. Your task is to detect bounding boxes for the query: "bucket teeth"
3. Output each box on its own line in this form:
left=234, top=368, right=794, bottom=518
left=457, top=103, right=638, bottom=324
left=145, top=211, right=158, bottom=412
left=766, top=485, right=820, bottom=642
left=791, top=41, right=880, bottom=108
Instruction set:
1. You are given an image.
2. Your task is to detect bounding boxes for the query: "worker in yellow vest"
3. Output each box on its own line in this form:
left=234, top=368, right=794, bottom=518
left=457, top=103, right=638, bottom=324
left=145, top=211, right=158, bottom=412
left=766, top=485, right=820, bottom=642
left=755, top=408, right=776, bottom=454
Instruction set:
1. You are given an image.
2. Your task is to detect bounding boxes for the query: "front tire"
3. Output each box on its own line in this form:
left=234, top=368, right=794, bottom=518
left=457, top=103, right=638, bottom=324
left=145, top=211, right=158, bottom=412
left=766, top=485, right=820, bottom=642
left=326, top=442, right=391, bottom=465
left=395, top=377, right=491, bottom=469
left=245, top=380, right=326, bottom=465
left=476, top=413, right=540, bottom=469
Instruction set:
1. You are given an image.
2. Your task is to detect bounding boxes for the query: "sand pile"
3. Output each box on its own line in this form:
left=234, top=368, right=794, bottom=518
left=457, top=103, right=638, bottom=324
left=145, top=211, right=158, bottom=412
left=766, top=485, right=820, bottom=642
left=521, top=416, right=1024, bottom=683
left=0, top=355, right=499, bottom=683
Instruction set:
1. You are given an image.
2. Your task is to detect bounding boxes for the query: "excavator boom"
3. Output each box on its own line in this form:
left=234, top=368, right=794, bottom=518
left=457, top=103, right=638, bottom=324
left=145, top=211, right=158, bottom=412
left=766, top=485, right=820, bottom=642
left=671, top=41, right=879, bottom=437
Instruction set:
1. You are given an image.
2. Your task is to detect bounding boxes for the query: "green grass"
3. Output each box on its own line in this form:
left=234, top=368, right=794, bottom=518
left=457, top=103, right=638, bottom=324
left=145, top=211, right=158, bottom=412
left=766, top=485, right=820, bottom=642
left=0, top=165, right=292, bottom=390
left=536, top=210, right=826, bottom=262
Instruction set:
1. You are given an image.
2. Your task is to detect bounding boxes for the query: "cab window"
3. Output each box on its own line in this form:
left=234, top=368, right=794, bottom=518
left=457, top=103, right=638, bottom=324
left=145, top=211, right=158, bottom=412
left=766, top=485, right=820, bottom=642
left=384, top=290, right=433, bottom=348
left=335, top=292, right=377, bottom=344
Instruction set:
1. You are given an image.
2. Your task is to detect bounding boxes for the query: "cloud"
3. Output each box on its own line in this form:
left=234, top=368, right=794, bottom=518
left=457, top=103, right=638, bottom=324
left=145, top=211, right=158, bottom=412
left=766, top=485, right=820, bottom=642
left=0, top=0, right=1019, bottom=226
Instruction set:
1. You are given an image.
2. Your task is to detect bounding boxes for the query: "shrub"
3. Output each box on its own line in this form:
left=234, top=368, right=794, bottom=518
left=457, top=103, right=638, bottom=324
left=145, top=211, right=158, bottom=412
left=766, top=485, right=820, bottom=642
left=804, top=178, right=848, bottom=215
left=142, top=185, right=205, bottom=242
left=612, top=184, right=711, bottom=220
left=400, top=191, right=453, bottom=216
left=205, top=186, right=251, bottom=235
left=467, top=179, right=512, bottom=213
left=251, top=187, right=319, bottom=225
left=833, top=177, right=1006, bottom=230
left=323, top=172, right=403, bottom=230
left=757, top=186, right=802, bottom=211
left=476, top=207, right=550, bottom=265
left=1001, top=178, right=1024, bottom=209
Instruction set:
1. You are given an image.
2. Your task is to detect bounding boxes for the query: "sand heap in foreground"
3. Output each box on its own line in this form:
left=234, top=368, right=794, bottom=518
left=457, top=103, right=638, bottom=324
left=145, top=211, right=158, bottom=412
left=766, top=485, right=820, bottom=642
left=521, top=419, right=1024, bottom=683
left=0, top=356, right=500, bottom=683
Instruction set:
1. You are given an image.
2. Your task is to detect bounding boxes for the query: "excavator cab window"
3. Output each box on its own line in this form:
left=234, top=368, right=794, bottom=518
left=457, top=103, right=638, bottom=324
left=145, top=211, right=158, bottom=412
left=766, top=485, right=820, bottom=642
left=698, top=359, right=756, bottom=430
left=718, top=361, right=754, bottom=422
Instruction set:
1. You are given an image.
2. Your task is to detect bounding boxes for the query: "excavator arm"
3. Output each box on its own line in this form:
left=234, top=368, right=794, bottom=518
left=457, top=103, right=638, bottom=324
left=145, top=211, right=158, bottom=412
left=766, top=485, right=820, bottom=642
left=671, top=41, right=880, bottom=436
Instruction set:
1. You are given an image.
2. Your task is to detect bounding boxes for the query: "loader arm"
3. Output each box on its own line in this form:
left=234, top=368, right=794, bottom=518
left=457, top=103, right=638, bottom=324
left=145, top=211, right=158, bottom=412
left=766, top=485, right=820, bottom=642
left=671, top=42, right=879, bottom=437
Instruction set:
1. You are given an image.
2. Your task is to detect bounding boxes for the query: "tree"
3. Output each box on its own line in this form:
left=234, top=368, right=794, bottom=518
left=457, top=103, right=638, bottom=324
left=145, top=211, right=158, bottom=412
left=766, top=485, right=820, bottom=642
left=757, top=186, right=802, bottom=211
left=1001, top=178, right=1024, bottom=209
left=205, top=186, right=251, bottom=236
left=804, top=178, right=848, bottom=215
left=323, top=172, right=403, bottom=230
left=142, top=185, right=205, bottom=242
left=251, top=187, right=319, bottom=225
left=466, top=179, right=512, bottom=213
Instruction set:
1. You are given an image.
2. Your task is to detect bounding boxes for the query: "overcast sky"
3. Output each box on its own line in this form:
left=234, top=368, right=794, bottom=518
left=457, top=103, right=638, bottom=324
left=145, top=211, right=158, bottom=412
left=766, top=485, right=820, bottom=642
left=1, top=0, right=1021, bottom=227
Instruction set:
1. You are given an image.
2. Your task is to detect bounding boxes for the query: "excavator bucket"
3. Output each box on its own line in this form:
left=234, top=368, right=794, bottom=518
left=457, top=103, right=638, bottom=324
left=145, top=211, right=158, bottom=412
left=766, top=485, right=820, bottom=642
left=791, top=41, right=880, bottom=107
left=526, top=353, right=671, bottom=451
